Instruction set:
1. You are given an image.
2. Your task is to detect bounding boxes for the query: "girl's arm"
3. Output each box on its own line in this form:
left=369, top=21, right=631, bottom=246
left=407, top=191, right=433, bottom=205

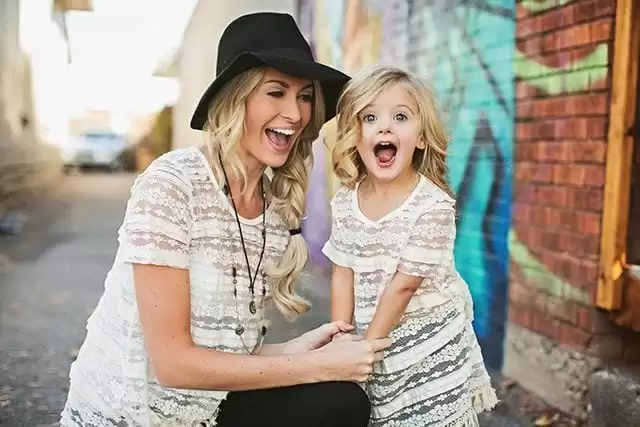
left=330, top=264, right=355, bottom=324
left=363, top=272, right=422, bottom=340
left=364, top=202, right=456, bottom=340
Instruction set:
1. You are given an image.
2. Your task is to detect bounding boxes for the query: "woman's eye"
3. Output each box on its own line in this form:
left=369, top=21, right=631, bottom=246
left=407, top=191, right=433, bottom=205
left=362, top=114, right=376, bottom=123
left=394, top=113, right=408, bottom=121
left=268, top=91, right=284, bottom=98
left=299, top=93, right=314, bottom=103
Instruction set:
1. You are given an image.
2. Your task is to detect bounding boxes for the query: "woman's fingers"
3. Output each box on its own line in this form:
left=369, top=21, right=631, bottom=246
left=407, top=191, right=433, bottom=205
left=369, top=338, right=393, bottom=352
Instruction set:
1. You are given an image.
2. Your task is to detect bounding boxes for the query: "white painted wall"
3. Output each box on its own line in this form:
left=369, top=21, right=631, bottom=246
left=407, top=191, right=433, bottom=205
left=172, top=0, right=296, bottom=149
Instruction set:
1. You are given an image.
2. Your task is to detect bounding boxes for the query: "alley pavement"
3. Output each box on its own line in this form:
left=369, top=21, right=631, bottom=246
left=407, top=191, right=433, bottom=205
left=0, top=171, right=531, bottom=426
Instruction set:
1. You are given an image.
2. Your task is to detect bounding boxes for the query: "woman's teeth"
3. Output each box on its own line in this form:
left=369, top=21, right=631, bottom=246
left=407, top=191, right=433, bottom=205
left=266, top=128, right=294, bottom=148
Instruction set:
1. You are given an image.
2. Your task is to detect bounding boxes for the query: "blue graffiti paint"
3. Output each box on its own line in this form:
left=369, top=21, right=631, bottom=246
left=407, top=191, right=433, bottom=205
left=408, top=0, right=514, bottom=369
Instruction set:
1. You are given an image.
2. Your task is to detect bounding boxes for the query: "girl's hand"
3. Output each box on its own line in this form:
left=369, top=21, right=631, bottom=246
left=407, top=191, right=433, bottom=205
left=283, top=321, right=355, bottom=353
left=314, top=337, right=392, bottom=383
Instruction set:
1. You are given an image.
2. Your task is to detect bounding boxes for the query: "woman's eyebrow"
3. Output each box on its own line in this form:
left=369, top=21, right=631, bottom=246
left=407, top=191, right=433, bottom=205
left=264, top=79, right=313, bottom=92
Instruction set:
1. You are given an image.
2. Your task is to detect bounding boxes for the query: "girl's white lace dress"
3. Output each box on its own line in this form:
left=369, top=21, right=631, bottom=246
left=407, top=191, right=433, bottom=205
left=322, top=175, right=498, bottom=427
left=60, top=147, right=290, bottom=426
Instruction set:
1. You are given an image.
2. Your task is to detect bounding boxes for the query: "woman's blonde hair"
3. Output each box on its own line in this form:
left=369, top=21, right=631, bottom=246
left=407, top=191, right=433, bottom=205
left=334, top=66, right=454, bottom=198
left=203, top=68, right=325, bottom=320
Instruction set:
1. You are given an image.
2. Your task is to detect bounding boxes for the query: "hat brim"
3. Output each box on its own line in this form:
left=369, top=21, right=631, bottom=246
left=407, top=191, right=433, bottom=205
left=190, top=51, right=350, bottom=130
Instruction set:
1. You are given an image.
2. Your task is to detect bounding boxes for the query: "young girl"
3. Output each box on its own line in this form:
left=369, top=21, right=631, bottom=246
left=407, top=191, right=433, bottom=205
left=322, top=66, right=498, bottom=426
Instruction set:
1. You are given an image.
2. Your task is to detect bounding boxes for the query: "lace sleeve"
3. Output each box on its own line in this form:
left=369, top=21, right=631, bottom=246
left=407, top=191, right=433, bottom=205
left=118, top=158, right=192, bottom=269
left=321, top=191, right=353, bottom=268
left=398, top=201, right=456, bottom=280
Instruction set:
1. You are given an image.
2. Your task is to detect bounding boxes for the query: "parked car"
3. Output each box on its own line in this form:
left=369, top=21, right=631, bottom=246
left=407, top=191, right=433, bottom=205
left=61, top=131, right=134, bottom=172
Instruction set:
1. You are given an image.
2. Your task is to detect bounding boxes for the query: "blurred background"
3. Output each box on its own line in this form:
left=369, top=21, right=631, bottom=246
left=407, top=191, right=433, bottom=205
left=1, top=1, right=639, bottom=426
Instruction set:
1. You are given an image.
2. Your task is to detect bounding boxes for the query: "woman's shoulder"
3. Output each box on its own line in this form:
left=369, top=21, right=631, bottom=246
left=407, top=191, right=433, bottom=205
left=139, top=146, right=210, bottom=187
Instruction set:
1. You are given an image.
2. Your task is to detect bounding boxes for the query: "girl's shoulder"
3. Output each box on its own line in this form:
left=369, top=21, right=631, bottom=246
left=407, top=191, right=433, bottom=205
left=411, top=175, right=456, bottom=214
left=329, top=184, right=354, bottom=208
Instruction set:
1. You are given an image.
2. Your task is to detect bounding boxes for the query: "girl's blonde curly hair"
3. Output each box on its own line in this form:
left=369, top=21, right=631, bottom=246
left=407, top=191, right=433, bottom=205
left=333, top=66, right=454, bottom=198
left=203, top=67, right=325, bottom=321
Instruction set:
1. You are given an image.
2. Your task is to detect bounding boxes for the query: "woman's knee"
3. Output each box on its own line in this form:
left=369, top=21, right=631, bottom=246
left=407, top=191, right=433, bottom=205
left=319, top=381, right=371, bottom=425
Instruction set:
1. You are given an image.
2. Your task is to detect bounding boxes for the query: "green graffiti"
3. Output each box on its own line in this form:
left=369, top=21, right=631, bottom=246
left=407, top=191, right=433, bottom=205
left=519, top=0, right=572, bottom=13
left=514, top=43, right=608, bottom=95
left=509, top=230, right=590, bottom=304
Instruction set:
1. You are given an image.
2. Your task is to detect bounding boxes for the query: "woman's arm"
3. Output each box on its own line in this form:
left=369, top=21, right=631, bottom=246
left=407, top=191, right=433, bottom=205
left=134, top=264, right=389, bottom=390
left=330, top=264, right=355, bottom=325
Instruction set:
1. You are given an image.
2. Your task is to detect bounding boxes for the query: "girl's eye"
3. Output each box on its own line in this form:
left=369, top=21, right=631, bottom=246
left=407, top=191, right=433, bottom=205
left=299, top=93, right=314, bottom=103
left=394, top=113, right=408, bottom=121
left=362, top=114, right=376, bottom=123
left=267, top=91, right=284, bottom=98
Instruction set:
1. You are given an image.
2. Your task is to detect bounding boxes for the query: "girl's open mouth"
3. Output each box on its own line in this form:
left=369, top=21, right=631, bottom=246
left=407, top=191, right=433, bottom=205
left=373, top=142, right=397, bottom=168
left=266, top=128, right=295, bottom=151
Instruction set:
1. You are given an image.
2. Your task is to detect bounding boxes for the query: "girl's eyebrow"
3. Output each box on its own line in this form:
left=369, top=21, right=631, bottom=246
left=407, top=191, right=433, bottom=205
left=397, top=104, right=415, bottom=114
left=362, top=103, right=415, bottom=113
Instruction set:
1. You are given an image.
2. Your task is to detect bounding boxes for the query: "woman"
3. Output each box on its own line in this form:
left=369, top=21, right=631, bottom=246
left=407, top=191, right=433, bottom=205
left=60, top=12, right=391, bottom=427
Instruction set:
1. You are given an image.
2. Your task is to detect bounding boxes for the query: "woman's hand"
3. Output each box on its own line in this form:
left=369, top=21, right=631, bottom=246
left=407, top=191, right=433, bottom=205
left=283, top=321, right=355, bottom=354
left=313, top=337, right=392, bottom=383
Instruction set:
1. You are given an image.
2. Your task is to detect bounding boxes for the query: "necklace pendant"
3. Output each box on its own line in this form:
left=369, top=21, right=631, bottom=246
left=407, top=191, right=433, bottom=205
left=249, top=300, right=257, bottom=314
left=235, top=325, right=245, bottom=336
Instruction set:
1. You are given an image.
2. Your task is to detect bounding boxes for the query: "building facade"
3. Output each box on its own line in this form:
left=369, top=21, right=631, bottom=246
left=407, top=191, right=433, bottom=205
left=0, top=0, right=92, bottom=211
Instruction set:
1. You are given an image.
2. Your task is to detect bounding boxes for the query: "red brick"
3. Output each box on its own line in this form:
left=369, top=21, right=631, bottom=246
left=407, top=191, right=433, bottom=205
left=509, top=280, right=536, bottom=305
left=559, top=322, right=592, bottom=349
left=577, top=306, right=616, bottom=334
left=587, top=117, right=608, bottom=138
left=577, top=212, right=601, bottom=236
left=516, top=81, right=540, bottom=100
left=530, top=309, right=561, bottom=340
left=566, top=140, right=607, bottom=164
left=516, top=123, right=533, bottom=141
left=547, top=297, right=580, bottom=324
left=508, top=302, right=532, bottom=329
left=593, top=0, right=616, bottom=17
left=590, top=18, right=613, bottom=43
left=566, top=188, right=604, bottom=212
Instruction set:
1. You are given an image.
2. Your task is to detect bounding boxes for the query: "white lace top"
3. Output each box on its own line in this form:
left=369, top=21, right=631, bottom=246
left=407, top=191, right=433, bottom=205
left=322, top=176, right=497, bottom=426
left=61, top=147, right=291, bottom=426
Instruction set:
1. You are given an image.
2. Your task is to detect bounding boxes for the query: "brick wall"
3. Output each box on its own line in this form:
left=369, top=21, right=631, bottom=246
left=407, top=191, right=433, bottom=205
left=506, top=0, right=640, bottom=418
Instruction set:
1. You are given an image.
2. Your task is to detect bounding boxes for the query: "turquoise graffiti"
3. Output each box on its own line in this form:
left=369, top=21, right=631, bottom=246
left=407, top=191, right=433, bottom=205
left=299, top=0, right=515, bottom=369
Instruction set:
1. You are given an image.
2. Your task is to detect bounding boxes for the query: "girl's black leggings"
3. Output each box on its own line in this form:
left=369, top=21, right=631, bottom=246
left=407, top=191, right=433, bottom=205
left=214, top=381, right=371, bottom=427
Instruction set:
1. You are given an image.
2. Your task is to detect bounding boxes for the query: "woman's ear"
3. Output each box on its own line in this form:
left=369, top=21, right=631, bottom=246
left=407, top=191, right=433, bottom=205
left=417, top=134, right=427, bottom=150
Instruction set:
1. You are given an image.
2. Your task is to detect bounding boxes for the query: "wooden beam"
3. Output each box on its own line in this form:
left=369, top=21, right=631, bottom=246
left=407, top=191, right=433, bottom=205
left=597, top=0, right=640, bottom=309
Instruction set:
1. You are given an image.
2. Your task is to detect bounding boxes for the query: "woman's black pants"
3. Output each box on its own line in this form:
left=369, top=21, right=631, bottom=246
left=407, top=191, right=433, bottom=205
left=214, top=381, right=371, bottom=427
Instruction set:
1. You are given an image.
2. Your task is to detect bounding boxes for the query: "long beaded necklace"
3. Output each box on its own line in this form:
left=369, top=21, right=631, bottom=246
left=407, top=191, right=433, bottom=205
left=219, top=154, right=268, bottom=354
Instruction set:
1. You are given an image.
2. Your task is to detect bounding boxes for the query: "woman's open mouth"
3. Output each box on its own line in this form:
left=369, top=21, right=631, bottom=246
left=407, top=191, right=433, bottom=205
left=266, top=128, right=295, bottom=152
left=373, top=141, right=397, bottom=168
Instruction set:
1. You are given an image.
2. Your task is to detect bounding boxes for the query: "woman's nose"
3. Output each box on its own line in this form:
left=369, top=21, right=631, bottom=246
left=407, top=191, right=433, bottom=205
left=281, top=98, right=302, bottom=123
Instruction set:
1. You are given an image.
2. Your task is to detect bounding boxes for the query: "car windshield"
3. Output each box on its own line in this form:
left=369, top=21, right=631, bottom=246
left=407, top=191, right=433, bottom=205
left=82, top=132, right=126, bottom=146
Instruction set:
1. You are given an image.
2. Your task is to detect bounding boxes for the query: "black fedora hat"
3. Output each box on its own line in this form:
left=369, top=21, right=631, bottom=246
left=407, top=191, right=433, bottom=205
left=190, top=12, right=350, bottom=131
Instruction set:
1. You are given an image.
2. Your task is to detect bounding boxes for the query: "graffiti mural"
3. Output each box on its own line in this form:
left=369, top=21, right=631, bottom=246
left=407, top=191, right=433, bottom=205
left=299, top=0, right=515, bottom=369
